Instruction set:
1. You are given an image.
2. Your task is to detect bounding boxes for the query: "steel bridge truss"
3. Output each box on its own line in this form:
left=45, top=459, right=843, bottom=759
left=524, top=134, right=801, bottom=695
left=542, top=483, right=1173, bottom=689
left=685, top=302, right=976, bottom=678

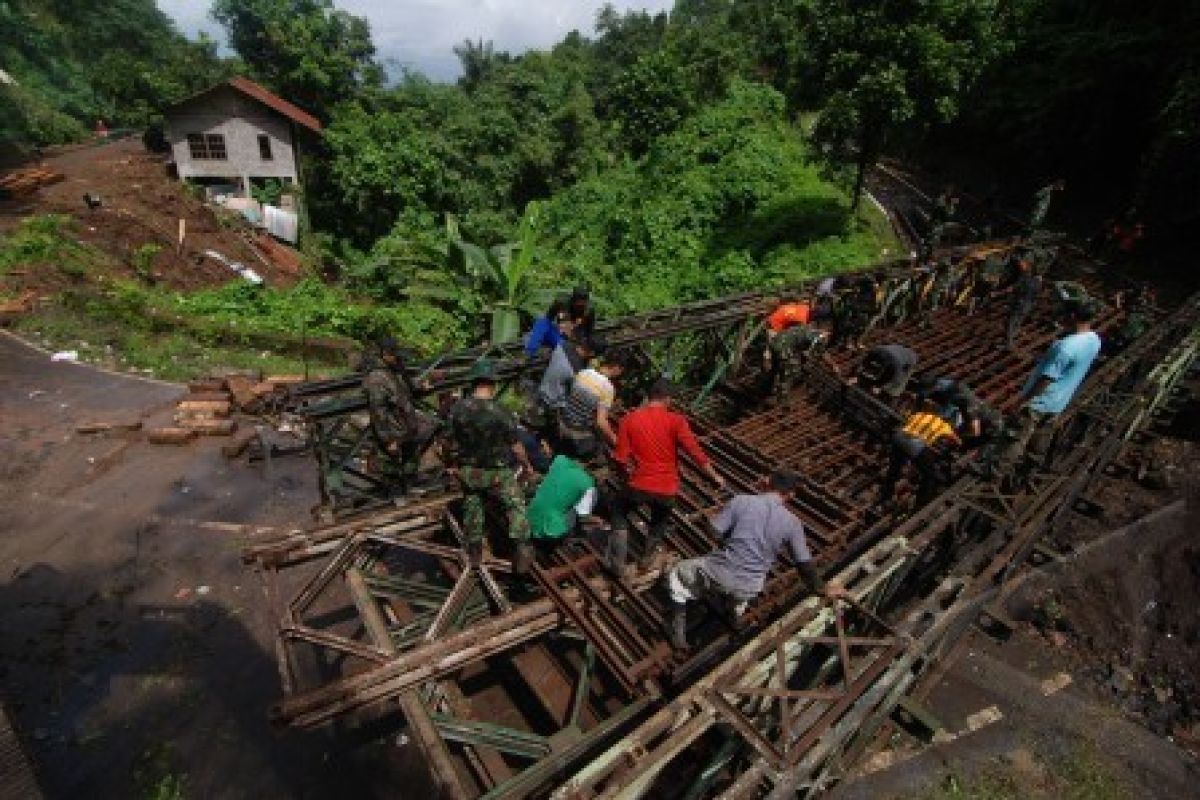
left=242, top=241, right=1197, bottom=799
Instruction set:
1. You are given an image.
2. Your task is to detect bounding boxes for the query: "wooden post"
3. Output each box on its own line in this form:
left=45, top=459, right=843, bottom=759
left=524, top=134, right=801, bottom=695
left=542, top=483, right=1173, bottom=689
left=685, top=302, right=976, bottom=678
left=345, top=568, right=471, bottom=799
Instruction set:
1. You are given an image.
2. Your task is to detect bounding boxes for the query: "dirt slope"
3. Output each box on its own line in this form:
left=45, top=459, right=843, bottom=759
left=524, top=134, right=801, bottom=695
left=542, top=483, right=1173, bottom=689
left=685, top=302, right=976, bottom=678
left=0, top=137, right=301, bottom=290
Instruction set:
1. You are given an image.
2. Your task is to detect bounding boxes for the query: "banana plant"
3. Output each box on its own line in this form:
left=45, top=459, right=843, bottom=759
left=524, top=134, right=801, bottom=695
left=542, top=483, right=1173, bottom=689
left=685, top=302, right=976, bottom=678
left=372, top=201, right=564, bottom=344
left=437, top=202, right=558, bottom=343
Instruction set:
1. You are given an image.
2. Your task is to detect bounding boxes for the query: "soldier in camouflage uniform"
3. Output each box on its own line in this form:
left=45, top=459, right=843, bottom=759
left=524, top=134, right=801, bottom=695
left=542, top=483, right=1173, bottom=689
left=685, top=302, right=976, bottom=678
left=1027, top=179, right=1065, bottom=234
left=446, top=360, right=537, bottom=576
left=766, top=321, right=834, bottom=400
left=968, top=253, right=1006, bottom=315
left=363, top=338, right=438, bottom=495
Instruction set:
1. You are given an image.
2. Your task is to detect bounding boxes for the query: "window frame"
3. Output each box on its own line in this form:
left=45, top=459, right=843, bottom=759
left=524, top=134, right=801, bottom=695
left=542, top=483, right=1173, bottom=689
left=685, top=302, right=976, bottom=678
left=257, top=133, right=273, bottom=161
left=205, top=133, right=227, bottom=161
left=184, top=132, right=228, bottom=161
left=186, top=133, right=208, bottom=160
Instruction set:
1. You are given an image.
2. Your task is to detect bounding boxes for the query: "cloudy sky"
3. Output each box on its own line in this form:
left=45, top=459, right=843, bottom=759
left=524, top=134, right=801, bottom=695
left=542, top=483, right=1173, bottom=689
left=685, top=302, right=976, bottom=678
left=157, top=0, right=675, bottom=81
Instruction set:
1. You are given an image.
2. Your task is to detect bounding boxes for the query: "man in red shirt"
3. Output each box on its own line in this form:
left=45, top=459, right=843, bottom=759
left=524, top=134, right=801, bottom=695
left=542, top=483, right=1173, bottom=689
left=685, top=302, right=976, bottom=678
left=608, top=378, right=725, bottom=573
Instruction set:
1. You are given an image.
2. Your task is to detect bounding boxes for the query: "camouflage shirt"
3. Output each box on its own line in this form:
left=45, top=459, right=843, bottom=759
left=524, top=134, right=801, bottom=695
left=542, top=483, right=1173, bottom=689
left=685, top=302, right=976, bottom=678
left=771, top=324, right=826, bottom=359
left=447, top=395, right=520, bottom=468
left=363, top=364, right=419, bottom=448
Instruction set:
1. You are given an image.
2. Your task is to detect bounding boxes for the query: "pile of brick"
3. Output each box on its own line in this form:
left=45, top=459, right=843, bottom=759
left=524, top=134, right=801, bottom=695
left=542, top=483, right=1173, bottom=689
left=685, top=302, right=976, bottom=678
left=147, top=371, right=304, bottom=447
left=0, top=167, right=65, bottom=199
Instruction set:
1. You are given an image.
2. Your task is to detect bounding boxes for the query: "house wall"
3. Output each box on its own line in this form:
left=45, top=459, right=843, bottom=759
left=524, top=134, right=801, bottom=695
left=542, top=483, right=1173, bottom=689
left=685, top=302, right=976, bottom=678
left=164, top=86, right=298, bottom=186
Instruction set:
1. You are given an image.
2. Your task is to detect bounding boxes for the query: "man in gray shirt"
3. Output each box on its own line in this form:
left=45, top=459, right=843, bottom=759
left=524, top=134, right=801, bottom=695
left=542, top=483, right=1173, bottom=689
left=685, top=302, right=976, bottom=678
left=538, top=336, right=597, bottom=412
left=856, top=343, right=919, bottom=398
left=665, top=470, right=846, bottom=650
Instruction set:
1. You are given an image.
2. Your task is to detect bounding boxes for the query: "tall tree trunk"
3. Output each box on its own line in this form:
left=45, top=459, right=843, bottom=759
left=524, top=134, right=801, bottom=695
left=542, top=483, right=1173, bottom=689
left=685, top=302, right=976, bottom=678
left=850, top=125, right=876, bottom=215
left=850, top=150, right=868, bottom=214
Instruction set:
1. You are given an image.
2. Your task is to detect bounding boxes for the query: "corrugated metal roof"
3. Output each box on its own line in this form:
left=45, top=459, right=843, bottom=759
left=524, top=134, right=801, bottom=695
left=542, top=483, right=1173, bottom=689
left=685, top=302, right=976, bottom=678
left=226, top=77, right=322, bottom=133
left=165, top=77, right=322, bottom=134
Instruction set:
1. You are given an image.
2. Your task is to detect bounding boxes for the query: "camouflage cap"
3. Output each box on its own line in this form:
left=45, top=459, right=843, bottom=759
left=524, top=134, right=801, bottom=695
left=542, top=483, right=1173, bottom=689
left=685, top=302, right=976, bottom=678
left=466, top=358, right=498, bottom=383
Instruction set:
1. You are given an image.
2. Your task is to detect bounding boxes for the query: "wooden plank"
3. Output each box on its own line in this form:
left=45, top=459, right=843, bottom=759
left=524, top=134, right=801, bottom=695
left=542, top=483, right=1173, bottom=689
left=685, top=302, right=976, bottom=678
left=147, top=427, right=195, bottom=445
left=346, top=569, right=471, bottom=800
left=0, top=703, right=43, bottom=800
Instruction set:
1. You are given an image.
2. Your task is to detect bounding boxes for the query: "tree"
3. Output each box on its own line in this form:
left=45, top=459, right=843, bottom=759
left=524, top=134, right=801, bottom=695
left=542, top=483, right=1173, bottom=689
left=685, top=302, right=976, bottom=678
left=801, top=0, right=1002, bottom=211
left=453, top=39, right=510, bottom=94
left=211, top=0, right=382, bottom=119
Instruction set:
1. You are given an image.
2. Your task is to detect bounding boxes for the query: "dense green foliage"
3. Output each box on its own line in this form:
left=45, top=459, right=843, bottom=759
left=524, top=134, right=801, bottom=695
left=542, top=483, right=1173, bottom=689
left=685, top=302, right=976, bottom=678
left=798, top=0, right=1002, bottom=210
left=8, top=0, right=1195, bottom=376
left=535, top=82, right=895, bottom=311
left=948, top=0, right=1200, bottom=248
left=211, top=0, right=382, bottom=121
left=0, top=0, right=234, bottom=154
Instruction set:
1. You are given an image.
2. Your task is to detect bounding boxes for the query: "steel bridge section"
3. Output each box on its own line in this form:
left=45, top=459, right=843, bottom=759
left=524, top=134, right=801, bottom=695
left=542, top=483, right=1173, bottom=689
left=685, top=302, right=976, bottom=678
left=242, top=242, right=1197, bottom=799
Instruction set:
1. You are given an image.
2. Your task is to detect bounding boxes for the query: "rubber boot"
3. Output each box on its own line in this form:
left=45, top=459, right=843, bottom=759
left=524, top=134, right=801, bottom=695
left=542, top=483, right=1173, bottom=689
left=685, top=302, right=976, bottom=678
left=511, top=542, right=536, bottom=576
left=507, top=542, right=539, bottom=602
left=606, top=528, right=629, bottom=575
left=638, top=525, right=673, bottom=572
left=668, top=601, right=688, bottom=652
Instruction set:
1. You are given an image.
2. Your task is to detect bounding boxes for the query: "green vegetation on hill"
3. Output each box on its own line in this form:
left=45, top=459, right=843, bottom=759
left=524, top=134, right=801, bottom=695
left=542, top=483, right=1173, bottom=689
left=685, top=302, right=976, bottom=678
left=5, top=0, right=1195, bottom=378
left=0, top=0, right=233, bottom=155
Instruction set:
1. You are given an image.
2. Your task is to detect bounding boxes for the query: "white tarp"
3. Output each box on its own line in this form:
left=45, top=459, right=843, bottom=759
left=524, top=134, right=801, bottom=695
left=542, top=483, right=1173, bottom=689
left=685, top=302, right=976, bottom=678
left=263, top=205, right=298, bottom=244
left=204, top=249, right=263, bottom=285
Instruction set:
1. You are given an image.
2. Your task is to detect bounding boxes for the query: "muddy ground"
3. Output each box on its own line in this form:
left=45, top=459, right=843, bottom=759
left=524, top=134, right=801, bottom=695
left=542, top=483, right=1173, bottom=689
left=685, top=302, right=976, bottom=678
left=0, top=331, right=422, bottom=798
left=0, top=138, right=300, bottom=292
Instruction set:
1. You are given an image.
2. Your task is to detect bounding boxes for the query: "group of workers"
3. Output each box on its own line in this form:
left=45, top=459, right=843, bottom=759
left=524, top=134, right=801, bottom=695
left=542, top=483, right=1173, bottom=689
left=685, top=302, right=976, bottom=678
left=848, top=295, right=1103, bottom=507
left=358, top=180, right=1117, bottom=653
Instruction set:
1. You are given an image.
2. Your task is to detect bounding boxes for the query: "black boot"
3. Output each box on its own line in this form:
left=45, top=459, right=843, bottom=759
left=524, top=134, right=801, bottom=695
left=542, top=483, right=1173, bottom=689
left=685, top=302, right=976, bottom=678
left=508, top=542, right=539, bottom=601
left=606, top=528, right=629, bottom=576
left=668, top=601, right=688, bottom=652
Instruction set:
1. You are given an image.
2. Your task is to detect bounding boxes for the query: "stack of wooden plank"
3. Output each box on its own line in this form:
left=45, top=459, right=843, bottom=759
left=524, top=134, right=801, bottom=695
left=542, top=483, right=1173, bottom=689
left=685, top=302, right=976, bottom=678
left=0, top=167, right=65, bottom=199
left=147, top=371, right=305, bottom=448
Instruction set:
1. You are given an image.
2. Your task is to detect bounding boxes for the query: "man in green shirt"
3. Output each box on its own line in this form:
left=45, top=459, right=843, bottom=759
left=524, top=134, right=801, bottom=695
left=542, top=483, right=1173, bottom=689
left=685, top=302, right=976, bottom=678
left=527, top=454, right=599, bottom=541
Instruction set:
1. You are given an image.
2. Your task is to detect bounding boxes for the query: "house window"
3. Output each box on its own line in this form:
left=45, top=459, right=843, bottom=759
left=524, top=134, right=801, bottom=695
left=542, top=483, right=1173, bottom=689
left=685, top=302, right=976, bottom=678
left=257, top=134, right=273, bottom=161
left=205, top=133, right=227, bottom=160
left=186, top=133, right=207, bottom=159
left=185, top=132, right=228, bottom=161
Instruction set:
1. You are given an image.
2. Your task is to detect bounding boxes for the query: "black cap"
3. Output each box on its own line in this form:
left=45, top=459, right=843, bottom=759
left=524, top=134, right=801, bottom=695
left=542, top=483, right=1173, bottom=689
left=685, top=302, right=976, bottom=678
left=587, top=335, right=609, bottom=356
left=649, top=377, right=676, bottom=399
left=1064, top=299, right=1096, bottom=323
left=769, top=469, right=801, bottom=493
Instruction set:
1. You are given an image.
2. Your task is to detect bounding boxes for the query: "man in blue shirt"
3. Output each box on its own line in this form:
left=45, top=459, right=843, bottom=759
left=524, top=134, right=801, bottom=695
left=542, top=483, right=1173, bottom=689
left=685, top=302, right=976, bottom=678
left=1011, top=300, right=1101, bottom=470
left=524, top=298, right=569, bottom=359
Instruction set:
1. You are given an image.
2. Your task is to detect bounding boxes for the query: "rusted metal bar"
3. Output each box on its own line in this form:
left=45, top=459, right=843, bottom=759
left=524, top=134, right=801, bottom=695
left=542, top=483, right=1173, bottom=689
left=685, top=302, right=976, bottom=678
left=346, top=567, right=471, bottom=799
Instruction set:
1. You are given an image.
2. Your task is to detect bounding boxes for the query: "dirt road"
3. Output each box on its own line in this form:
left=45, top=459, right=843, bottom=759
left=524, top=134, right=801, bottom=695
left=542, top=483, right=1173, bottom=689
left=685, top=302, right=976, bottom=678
left=0, top=331, right=407, bottom=798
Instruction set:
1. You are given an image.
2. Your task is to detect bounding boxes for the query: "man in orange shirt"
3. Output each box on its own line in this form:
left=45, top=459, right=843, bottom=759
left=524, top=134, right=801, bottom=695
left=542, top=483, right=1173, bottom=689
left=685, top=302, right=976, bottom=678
left=608, top=379, right=725, bottom=573
left=767, top=296, right=812, bottom=333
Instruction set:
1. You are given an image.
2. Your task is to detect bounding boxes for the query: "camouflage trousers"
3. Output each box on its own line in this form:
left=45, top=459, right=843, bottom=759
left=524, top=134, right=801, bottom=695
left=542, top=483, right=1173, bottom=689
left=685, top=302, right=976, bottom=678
left=457, top=466, right=531, bottom=544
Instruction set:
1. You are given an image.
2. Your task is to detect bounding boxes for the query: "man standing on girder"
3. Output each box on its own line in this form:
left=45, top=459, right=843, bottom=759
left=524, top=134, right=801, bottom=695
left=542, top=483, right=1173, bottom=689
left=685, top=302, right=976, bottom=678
left=608, top=378, right=725, bottom=574
left=558, top=348, right=628, bottom=459
left=1002, top=253, right=1042, bottom=349
left=363, top=337, right=438, bottom=496
left=1009, top=300, right=1102, bottom=474
left=765, top=317, right=837, bottom=401
left=665, top=470, right=847, bottom=651
left=446, top=360, right=537, bottom=578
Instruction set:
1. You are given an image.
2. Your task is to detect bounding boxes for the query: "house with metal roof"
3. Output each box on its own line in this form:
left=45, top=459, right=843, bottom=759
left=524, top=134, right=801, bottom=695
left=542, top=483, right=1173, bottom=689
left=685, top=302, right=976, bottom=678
left=162, top=77, right=322, bottom=197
